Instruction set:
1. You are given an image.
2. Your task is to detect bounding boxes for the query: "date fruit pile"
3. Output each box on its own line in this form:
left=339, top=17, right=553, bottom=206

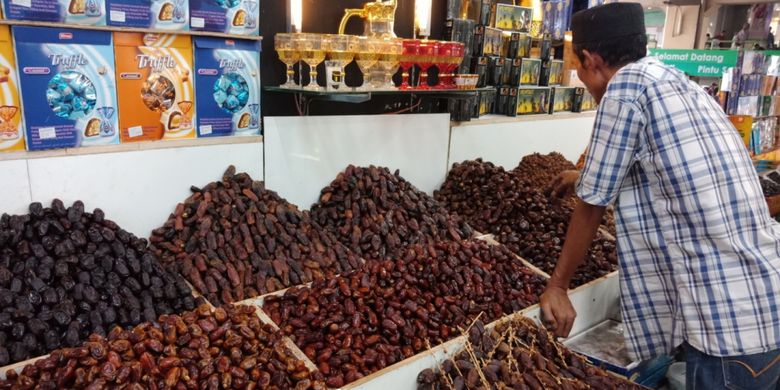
left=761, top=177, right=780, bottom=197
left=0, top=200, right=197, bottom=366
left=0, top=304, right=326, bottom=389
left=417, top=318, right=641, bottom=390
left=151, top=166, right=361, bottom=307
left=436, top=160, right=617, bottom=288
left=311, top=165, right=474, bottom=261
left=263, top=239, right=546, bottom=387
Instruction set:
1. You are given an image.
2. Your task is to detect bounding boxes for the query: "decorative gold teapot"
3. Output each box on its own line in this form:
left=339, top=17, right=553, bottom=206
left=338, top=0, right=397, bottom=38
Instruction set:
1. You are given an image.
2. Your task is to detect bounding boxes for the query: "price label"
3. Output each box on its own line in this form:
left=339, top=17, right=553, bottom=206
left=38, top=127, right=56, bottom=140
left=199, top=125, right=212, bottom=135
left=191, top=17, right=205, bottom=28
left=11, top=0, right=32, bottom=8
left=110, top=10, right=126, bottom=22
left=128, top=126, right=143, bottom=138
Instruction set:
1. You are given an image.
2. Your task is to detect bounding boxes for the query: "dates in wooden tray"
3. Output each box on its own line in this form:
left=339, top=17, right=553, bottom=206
left=0, top=200, right=197, bottom=366
left=310, top=165, right=474, bottom=262
left=263, top=239, right=546, bottom=387
left=436, top=160, right=617, bottom=288
left=150, top=166, right=361, bottom=307
left=0, top=304, right=326, bottom=390
left=417, top=318, right=642, bottom=390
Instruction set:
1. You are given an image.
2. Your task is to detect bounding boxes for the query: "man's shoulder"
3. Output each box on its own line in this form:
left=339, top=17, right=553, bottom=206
left=606, top=57, right=686, bottom=100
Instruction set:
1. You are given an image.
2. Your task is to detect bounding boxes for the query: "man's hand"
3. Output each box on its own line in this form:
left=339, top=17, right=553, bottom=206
left=540, top=285, right=577, bottom=338
left=547, top=170, right=580, bottom=199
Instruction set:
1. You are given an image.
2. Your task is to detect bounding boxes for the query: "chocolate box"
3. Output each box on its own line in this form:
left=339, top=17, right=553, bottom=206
left=14, top=26, right=118, bottom=150
left=2, top=0, right=106, bottom=25
left=106, top=0, right=188, bottom=30
left=114, top=32, right=195, bottom=142
left=189, top=0, right=258, bottom=35
left=193, top=36, right=261, bottom=137
left=0, top=25, right=24, bottom=152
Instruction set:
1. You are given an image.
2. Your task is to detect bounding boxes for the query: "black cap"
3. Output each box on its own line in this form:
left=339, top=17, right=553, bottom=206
left=571, top=3, right=646, bottom=45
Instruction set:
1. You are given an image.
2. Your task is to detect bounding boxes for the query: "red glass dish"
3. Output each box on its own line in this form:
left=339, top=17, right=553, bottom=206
left=399, top=39, right=420, bottom=90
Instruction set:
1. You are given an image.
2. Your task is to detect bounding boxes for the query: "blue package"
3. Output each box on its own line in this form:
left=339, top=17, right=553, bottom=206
left=2, top=0, right=106, bottom=25
left=106, top=0, right=189, bottom=30
left=193, top=37, right=260, bottom=137
left=189, top=0, right=258, bottom=35
left=14, top=27, right=119, bottom=150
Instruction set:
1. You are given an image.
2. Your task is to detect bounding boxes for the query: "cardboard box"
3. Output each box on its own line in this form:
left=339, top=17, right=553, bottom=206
left=114, top=32, right=195, bottom=142
left=106, top=0, right=188, bottom=30
left=729, top=115, right=753, bottom=149
left=497, top=86, right=510, bottom=115
left=515, top=86, right=550, bottom=115
left=2, top=0, right=106, bottom=24
left=494, top=3, right=532, bottom=32
left=14, top=26, right=118, bottom=150
left=506, top=32, right=531, bottom=59
left=472, top=56, right=488, bottom=88
left=550, top=86, right=575, bottom=113
left=506, top=57, right=522, bottom=86
left=486, top=56, right=505, bottom=86
left=542, top=0, right=572, bottom=40
left=477, top=26, right=503, bottom=57
left=0, top=26, right=24, bottom=152
left=444, top=18, right=475, bottom=57
left=193, top=36, right=261, bottom=137
left=549, top=60, right=563, bottom=85
left=573, top=87, right=598, bottom=112
left=474, top=87, right=496, bottom=117
left=189, top=0, right=258, bottom=35
left=466, top=0, right=492, bottom=25
left=737, top=96, right=761, bottom=117
left=520, top=57, right=541, bottom=86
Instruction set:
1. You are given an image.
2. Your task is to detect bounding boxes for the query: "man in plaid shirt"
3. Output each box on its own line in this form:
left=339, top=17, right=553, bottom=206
left=542, top=3, right=780, bottom=388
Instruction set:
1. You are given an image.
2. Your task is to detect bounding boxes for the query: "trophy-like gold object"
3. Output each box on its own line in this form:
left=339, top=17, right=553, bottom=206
left=338, top=0, right=397, bottom=38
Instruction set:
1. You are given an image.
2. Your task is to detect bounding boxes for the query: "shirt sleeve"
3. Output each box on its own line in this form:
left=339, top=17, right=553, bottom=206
left=576, top=97, right=644, bottom=206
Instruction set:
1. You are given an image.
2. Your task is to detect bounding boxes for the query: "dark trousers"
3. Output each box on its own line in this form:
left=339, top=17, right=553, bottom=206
left=685, top=342, right=780, bottom=390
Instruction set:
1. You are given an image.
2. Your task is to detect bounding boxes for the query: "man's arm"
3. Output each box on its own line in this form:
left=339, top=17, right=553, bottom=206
left=540, top=200, right=605, bottom=337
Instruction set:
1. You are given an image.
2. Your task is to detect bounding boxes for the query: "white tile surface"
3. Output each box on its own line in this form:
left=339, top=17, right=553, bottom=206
left=0, top=159, right=32, bottom=215
left=264, top=114, right=451, bottom=210
left=449, top=114, right=596, bottom=170
left=26, top=142, right=263, bottom=237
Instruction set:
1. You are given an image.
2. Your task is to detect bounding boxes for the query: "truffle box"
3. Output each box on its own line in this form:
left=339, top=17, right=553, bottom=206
left=2, top=0, right=106, bottom=25
left=189, top=0, right=259, bottom=35
left=114, top=32, right=196, bottom=142
left=0, top=26, right=25, bottom=152
left=106, top=0, right=188, bottom=30
left=14, top=27, right=119, bottom=150
left=193, top=36, right=261, bottom=137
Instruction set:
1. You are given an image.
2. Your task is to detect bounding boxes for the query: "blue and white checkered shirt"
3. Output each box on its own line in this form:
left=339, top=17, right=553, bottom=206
left=577, top=56, right=780, bottom=360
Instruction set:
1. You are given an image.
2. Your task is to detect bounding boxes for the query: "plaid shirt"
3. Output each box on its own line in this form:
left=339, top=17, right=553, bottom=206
left=577, top=57, right=780, bottom=360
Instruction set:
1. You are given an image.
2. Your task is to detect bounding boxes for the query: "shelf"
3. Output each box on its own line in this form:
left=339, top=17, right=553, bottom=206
left=452, top=111, right=597, bottom=126
left=0, top=19, right=263, bottom=40
left=0, top=135, right=263, bottom=161
left=266, top=86, right=487, bottom=98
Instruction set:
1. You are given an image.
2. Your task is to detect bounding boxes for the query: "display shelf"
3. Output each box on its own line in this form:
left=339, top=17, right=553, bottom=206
left=0, top=135, right=263, bottom=161
left=452, top=111, right=597, bottom=127
left=753, top=147, right=780, bottom=161
left=0, top=19, right=263, bottom=40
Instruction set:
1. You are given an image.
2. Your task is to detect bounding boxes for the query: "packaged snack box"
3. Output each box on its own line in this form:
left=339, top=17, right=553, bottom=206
left=189, top=0, right=259, bottom=36
left=515, top=86, right=550, bottom=115
left=115, top=32, right=196, bottom=142
left=2, top=0, right=105, bottom=25
left=106, top=0, right=188, bottom=30
left=0, top=25, right=24, bottom=152
left=14, top=26, right=119, bottom=150
left=193, top=36, right=260, bottom=137
left=520, top=58, right=541, bottom=86
left=550, top=86, right=575, bottom=113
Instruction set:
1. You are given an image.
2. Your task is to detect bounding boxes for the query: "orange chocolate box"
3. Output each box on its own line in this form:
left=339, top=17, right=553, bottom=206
left=114, top=32, right=196, bottom=142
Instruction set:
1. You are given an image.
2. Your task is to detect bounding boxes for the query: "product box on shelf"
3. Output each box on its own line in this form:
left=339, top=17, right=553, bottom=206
left=542, top=0, right=572, bottom=40
left=496, top=85, right=509, bottom=115
left=14, top=26, right=118, bottom=151
left=448, top=95, right=476, bottom=121
left=506, top=57, right=522, bottom=86
left=742, top=51, right=765, bottom=75
left=739, top=74, right=762, bottom=96
left=506, top=32, right=531, bottom=59
left=486, top=56, right=505, bottom=86
left=726, top=92, right=740, bottom=115
left=737, top=96, right=761, bottom=117
left=473, top=86, right=496, bottom=117
left=0, top=26, right=24, bottom=152
left=520, top=57, right=541, bottom=86
left=494, top=3, right=532, bottom=32
left=466, top=0, right=493, bottom=25
left=514, top=86, right=550, bottom=115
left=106, top=0, right=188, bottom=30
left=549, top=59, right=563, bottom=85
left=550, top=86, right=575, bottom=113
left=500, top=56, right=512, bottom=85
left=573, top=87, right=597, bottom=112
left=2, top=0, right=106, bottom=25
left=459, top=54, right=472, bottom=74
left=761, top=95, right=775, bottom=117
left=188, top=0, right=258, bottom=36
left=729, top=115, right=753, bottom=148
left=114, top=32, right=196, bottom=142
left=762, top=75, right=777, bottom=96
left=472, top=56, right=488, bottom=87
left=444, top=18, right=476, bottom=57
left=193, top=36, right=261, bottom=137
left=475, top=26, right=503, bottom=57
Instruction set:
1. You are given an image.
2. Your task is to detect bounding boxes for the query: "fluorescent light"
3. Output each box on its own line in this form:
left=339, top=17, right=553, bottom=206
left=532, top=0, right=543, bottom=22
left=290, top=0, right=302, bottom=33
left=415, top=0, right=432, bottom=37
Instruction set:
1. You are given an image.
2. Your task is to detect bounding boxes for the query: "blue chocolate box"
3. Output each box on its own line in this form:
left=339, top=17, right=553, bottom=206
left=2, top=0, right=106, bottom=25
left=193, top=36, right=260, bottom=137
left=14, top=27, right=119, bottom=150
left=106, top=0, right=189, bottom=30
left=189, top=0, right=258, bottom=36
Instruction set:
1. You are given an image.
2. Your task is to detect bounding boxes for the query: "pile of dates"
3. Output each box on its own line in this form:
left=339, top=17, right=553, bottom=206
left=436, top=160, right=617, bottom=288
left=761, top=177, right=780, bottom=197
left=0, top=304, right=325, bottom=389
left=263, top=239, right=546, bottom=387
left=0, top=200, right=197, bottom=366
left=417, top=318, right=642, bottom=390
left=151, top=166, right=361, bottom=306
left=311, top=165, right=474, bottom=261
left=511, top=152, right=577, bottom=190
